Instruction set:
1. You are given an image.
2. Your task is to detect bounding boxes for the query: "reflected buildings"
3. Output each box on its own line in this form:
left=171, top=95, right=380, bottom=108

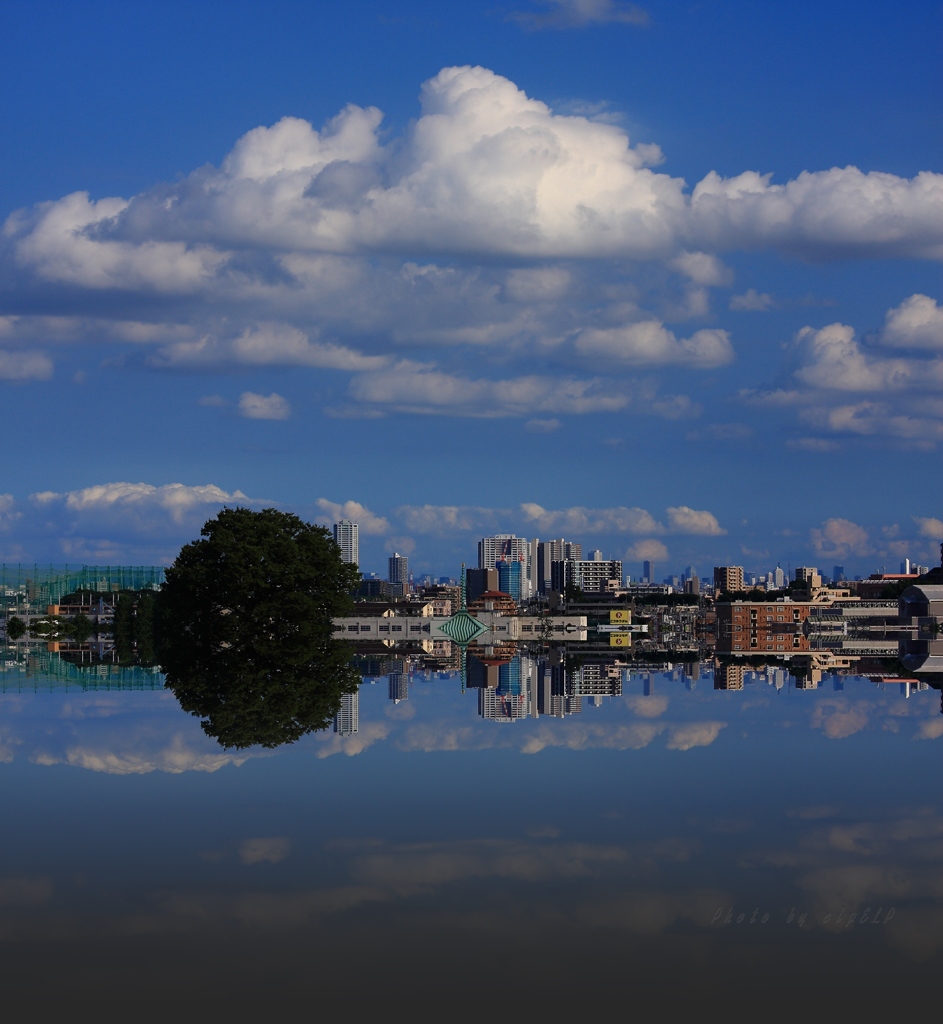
left=334, top=690, right=359, bottom=735
left=388, top=671, right=409, bottom=703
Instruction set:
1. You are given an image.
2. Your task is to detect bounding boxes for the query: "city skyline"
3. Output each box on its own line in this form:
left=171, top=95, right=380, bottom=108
left=0, top=2, right=940, bottom=578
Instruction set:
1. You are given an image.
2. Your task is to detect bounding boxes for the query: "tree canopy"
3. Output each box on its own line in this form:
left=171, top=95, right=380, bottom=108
left=159, top=507, right=363, bottom=749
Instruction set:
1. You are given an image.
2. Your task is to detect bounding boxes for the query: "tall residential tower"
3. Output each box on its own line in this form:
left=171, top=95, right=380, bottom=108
left=333, top=520, right=359, bottom=566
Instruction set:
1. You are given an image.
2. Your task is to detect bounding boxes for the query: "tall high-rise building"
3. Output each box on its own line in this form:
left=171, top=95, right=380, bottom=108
left=332, top=520, right=359, bottom=566
left=713, top=566, right=744, bottom=593
left=496, top=558, right=522, bottom=603
left=466, top=567, right=498, bottom=604
left=333, top=691, right=359, bottom=736
left=388, top=552, right=409, bottom=585
left=771, top=566, right=786, bottom=589
left=832, top=565, right=845, bottom=582
left=551, top=559, right=623, bottom=594
left=388, top=672, right=408, bottom=704
left=478, top=535, right=537, bottom=599
left=794, top=566, right=822, bottom=588
left=537, top=539, right=582, bottom=593
left=643, top=559, right=655, bottom=584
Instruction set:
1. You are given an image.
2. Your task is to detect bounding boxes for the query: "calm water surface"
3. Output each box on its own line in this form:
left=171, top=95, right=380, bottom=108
left=2, top=655, right=942, bottom=1017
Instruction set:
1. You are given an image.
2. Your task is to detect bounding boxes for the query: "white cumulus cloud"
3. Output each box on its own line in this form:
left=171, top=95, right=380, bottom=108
left=809, top=517, right=871, bottom=558
left=730, top=288, right=774, bottom=311
left=154, top=323, right=389, bottom=370
left=238, top=391, right=291, bottom=420
left=315, top=498, right=390, bottom=534
left=575, top=321, right=733, bottom=368
left=10, top=66, right=935, bottom=276
left=625, top=538, right=669, bottom=562
left=880, top=294, right=943, bottom=350
left=666, top=506, right=726, bottom=536
left=31, top=481, right=254, bottom=523
left=520, top=502, right=664, bottom=535
left=0, top=349, right=53, bottom=380
left=914, top=517, right=943, bottom=540
left=396, top=505, right=500, bottom=535
left=348, top=363, right=631, bottom=417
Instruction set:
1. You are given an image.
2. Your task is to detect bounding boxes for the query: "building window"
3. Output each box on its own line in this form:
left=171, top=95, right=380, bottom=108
left=360, top=625, right=371, bottom=631
left=347, top=625, right=358, bottom=632
left=392, top=625, right=403, bottom=632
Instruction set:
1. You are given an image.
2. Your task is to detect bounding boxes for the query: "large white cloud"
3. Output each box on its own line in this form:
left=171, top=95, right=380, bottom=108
left=8, top=65, right=939, bottom=283
left=754, top=297, right=943, bottom=447
left=574, top=321, right=733, bottom=368
left=689, top=167, right=943, bottom=261
left=396, top=505, right=501, bottom=535
left=315, top=498, right=390, bottom=534
left=520, top=502, right=664, bottom=535
left=0, top=349, right=53, bottom=380
left=880, top=294, right=943, bottom=350
left=665, top=505, right=726, bottom=536
left=31, top=481, right=254, bottom=523
left=7, top=191, right=228, bottom=291
left=809, top=517, right=871, bottom=558
left=153, top=323, right=390, bottom=371
left=793, top=322, right=941, bottom=392
left=346, top=362, right=633, bottom=417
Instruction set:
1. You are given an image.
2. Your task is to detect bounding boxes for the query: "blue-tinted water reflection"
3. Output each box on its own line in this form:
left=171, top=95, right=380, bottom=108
left=1, top=647, right=942, bottom=1013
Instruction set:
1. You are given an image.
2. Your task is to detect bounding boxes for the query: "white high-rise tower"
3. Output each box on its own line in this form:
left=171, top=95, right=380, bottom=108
left=333, top=520, right=359, bottom=566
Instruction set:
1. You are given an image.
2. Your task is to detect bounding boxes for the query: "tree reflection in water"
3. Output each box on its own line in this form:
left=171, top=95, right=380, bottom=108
left=159, top=508, right=362, bottom=749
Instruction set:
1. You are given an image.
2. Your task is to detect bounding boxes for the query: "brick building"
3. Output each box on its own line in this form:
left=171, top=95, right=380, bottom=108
left=715, top=600, right=812, bottom=654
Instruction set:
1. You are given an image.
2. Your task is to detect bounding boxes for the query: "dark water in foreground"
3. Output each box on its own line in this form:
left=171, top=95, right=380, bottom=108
left=2, top=657, right=942, bottom=1018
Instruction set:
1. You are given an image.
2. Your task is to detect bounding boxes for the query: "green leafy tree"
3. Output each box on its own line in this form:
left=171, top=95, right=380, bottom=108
left=68, top=613, right=95, bottom=643
left=5, top=616, right=26, bottom=641
left=160, top=507, right=362, bottom=749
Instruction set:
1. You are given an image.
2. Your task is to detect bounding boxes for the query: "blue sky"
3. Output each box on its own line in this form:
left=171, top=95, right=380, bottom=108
left=1, top=0, right=941, bottom=580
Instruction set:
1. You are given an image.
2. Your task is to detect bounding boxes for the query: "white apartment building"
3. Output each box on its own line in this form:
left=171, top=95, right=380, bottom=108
left=333, top=520, right=359, bottom=566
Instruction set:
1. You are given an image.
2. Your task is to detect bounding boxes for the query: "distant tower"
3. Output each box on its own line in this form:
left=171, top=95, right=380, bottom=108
left=643, top=559, right=654, bottom=584
left=496, top=558, right=522, bottom=604
left=333, top=691, right=359, bottom=736
left=388, top=552, right=409, bottom=585
left=333, top=520, right=359, bottom=566
left=388, top=672, right=408, bottom=704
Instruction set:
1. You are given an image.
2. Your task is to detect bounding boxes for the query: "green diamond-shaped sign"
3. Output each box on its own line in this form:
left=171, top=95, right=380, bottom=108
left=437, top=609, right=488, bottom=645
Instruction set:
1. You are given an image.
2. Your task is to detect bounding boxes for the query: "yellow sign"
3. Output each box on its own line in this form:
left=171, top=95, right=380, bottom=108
left=610, top=609, right=631, bottom=624
left=609, top=633, right=632, bottom=647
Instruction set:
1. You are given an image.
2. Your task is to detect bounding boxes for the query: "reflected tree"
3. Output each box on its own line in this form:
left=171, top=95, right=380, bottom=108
left=159, top=507, right=363, bottom=749
left=5, top=616, right=26, bottom=641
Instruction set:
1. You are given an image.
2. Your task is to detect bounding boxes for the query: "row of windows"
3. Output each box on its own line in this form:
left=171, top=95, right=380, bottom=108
left=342, top=623, right=430, bottom=633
